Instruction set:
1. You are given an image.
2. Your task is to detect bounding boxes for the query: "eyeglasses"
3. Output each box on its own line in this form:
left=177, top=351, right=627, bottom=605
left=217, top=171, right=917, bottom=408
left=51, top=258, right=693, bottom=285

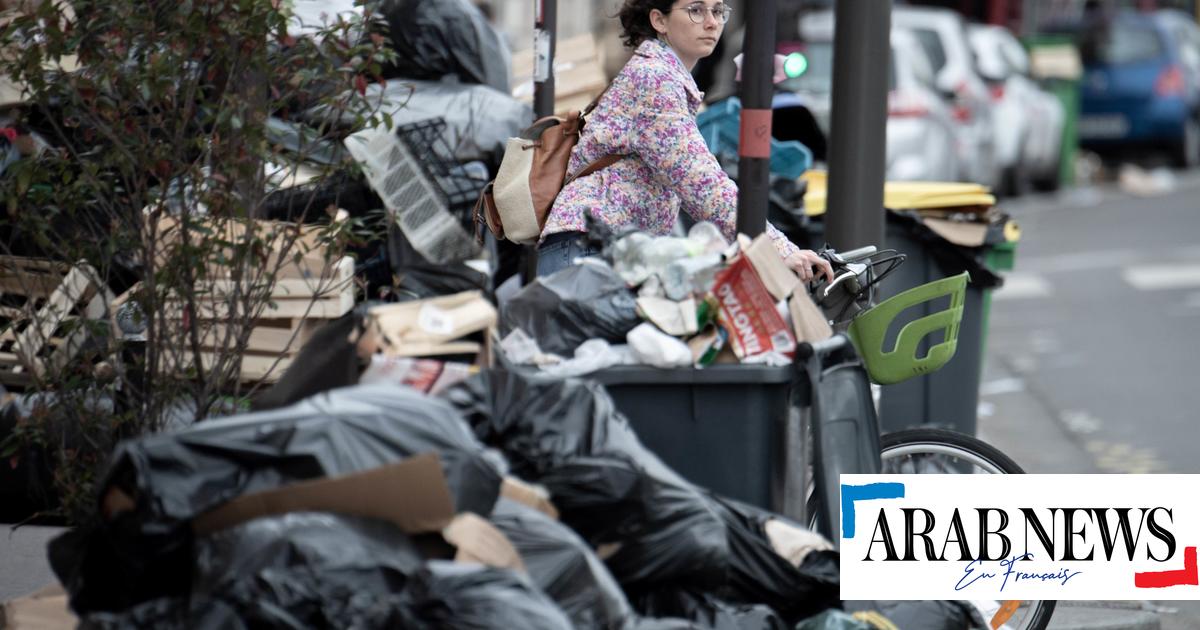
left=672, top=3, right=732, bottom=25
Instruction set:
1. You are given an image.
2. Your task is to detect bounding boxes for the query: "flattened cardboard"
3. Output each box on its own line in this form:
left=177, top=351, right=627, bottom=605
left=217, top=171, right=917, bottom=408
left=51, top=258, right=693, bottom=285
left=922, top=217, right=989, bottom=248
left=635, top=296, right=699, bottom=337
left=367, top=291, right=497, bottom=356
left=1, top=584, right=75, bottom=630
left=788, top=291, right=834, bottom=344
left=443, top=513, right=526, bottom=573
left=742, top=233, right=800, bottom=301
left=500, top=477, right=559, bottom=520
left=192, top=453, right=456, bottom=536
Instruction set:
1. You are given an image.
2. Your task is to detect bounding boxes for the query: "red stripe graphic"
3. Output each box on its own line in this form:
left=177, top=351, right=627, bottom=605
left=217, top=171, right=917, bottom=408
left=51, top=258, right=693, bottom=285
left=1135, top=547, right=1198, bottom=588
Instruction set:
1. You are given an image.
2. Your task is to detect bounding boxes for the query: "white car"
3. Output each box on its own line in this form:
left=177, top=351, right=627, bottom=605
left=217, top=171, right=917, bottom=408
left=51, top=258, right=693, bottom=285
left=792, top=15, right=957, bottom=181
left=968, top=23, right=1066, bottom=193
left=891, top=6, right=1001, bottom=189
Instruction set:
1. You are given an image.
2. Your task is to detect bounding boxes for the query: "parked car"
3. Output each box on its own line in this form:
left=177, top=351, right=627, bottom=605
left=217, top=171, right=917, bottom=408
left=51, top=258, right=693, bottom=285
left=1053, top=9, right=1200, bottom=167
left=968, top=23, right=1066, bottom=192
left=891, top=6, right=1001, bottom=189
left=791, top=16, right=958, bottom=182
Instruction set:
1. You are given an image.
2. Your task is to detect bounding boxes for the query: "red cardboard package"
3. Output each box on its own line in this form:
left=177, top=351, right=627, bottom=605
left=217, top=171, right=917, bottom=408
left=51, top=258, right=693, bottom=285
left=712, top=255, right=796, bottom=359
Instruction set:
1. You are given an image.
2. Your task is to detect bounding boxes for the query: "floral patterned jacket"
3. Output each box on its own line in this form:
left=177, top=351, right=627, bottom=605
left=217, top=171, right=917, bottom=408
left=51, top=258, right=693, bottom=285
left=541, top=37, right=801, bottom=260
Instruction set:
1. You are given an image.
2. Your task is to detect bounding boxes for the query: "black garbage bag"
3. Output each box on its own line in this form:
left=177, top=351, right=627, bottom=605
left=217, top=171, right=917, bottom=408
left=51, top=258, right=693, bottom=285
left=357, top=80, right=532, bottom=167
left=501, top=261, right=640, bottom=356
left=844, top=600, right=986, bottom=630
left=396, top=561, right=573, bottom=630
left=793, top=610, right=877, bottom=630
left=633, top=590, right=790, bottom=630
left=193, top=512, right=425, bottom=596
left=491, top=498, right=635, bottom=629
left=78, top=596, right=246, bottom=630
left=213, top=566, right=412, bottom=629
left=540, top=456, right=729, bottom=590
left=252, top=310, right=366, bottom=410
left=378, top=0, right=511, bottom=93
left=386, top=220, right=492, bottom=300
left=52, top=384, right=503, bottom=614
left=708, top=495, right=840, bottom=623
left=445, top=370, right=729, bottom=590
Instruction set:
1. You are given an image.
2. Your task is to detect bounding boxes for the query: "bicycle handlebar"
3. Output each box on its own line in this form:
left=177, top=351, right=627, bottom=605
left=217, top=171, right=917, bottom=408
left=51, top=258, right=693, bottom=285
left=827, top=245, right=878, bottom=265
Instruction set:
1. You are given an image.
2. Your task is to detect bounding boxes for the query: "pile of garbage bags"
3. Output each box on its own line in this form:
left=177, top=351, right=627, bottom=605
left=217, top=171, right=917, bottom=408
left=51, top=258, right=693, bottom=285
left=499, top=223, right=835, bottom=376
left=44, top=369, right=915, bottom=629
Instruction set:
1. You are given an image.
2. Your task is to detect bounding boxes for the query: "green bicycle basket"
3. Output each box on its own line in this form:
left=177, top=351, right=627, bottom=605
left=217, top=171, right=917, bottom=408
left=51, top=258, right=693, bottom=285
left=847, top=271, right=970, bottom=385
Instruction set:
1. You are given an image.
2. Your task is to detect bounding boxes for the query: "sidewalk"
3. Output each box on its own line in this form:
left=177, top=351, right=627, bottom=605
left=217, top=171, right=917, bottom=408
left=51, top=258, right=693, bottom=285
left=978, top=355, right=1194, bottom=630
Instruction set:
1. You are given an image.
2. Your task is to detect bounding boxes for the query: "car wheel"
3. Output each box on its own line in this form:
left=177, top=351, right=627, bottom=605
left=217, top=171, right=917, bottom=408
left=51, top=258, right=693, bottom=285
left=1175, top=117, right=1200, bottom=169
left=1003, top=154, right=1033, bottom=197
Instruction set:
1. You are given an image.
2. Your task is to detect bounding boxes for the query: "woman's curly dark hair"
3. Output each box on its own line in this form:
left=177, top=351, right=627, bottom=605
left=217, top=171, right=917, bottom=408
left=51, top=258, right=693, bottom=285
left=618, top=0, right=676, bottom=49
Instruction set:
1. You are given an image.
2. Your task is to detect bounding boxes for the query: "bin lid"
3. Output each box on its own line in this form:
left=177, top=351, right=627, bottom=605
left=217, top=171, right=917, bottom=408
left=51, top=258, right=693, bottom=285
left=801, top=170, right=996, bottom=216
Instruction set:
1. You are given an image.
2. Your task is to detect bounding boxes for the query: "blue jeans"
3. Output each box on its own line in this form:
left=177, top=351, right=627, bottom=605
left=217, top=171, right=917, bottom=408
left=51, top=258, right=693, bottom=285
left=536, top=231, right=600, bottom=277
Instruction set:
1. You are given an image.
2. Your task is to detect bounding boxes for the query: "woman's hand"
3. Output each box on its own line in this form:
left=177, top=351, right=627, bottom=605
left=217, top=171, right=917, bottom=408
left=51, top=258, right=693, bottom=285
left=785, top=249, right=835, bottom=284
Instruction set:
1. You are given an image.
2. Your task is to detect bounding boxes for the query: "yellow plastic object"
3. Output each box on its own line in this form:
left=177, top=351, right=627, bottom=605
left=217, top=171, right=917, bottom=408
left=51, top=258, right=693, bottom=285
left=847, top=272, right=970, bottom=385
left=800, top=170, right=996, bottom=215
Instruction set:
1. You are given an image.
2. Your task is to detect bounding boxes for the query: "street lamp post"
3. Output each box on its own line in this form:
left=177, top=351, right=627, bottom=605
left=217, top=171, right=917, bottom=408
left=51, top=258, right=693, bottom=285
left=825, top=0, right=891, bottom=251
left=735, top=0, right=777, bottom=238
left=533, top=0, right=557, bottom=119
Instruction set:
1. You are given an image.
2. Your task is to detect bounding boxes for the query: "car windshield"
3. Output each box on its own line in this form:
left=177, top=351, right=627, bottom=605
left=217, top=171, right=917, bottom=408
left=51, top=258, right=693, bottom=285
left=1081, top=23, right=1165, bottom=64
left=779, top=41, right=834, bottom=93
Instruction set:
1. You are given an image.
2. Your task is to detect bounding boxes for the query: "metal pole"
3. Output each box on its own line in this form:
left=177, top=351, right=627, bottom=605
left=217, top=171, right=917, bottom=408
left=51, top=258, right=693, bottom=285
left=736, top=0, right=777, bottom=238
left=533, top=0, right=557, bottom=118
left=825, top=0, right=890, bottom=251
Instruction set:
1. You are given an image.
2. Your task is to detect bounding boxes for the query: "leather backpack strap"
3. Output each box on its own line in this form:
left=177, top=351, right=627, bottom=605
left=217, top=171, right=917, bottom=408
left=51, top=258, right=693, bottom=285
left=564, top=82, right=622, bottom=187
left=564, top=154, right=624, bottom=187
left=582, top=81, right=614, bottom=117
left=472, top=181, right=499, bottom=244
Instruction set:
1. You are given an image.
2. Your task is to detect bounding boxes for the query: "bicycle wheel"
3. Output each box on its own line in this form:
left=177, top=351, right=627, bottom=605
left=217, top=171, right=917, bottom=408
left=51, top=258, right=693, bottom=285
left=880, top=428, right=1023, bottom=474
left=880, top=428, right=1055, bottom=630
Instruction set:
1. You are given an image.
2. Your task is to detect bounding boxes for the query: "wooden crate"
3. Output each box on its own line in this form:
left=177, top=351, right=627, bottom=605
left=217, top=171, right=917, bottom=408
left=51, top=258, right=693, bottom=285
left=511, top=32, right=608, bottom=115
left=0, top=256, right=112, bottom=386
left=124, top=255, right=356, bottom=384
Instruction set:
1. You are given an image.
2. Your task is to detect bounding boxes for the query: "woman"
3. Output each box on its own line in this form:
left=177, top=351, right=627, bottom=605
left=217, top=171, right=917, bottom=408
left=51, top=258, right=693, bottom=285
left=537, top=0, right=834, bottom=284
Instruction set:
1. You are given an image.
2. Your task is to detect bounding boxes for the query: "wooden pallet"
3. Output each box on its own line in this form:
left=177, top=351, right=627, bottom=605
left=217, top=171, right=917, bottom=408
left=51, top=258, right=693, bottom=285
left=121, top=255, right=356, bottom=384
left=0, top=256, right=113, bottom=386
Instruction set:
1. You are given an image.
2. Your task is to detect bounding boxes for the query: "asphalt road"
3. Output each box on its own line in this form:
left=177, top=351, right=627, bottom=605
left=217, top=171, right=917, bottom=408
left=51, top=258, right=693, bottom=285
left=990, top=172, right=1200, bottom=475
left=986, top=172, right=1200, bottom=629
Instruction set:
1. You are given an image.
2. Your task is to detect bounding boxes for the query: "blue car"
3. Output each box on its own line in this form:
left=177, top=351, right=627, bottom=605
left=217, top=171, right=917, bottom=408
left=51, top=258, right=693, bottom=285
left=1069, top=10, right=1200, bottom=167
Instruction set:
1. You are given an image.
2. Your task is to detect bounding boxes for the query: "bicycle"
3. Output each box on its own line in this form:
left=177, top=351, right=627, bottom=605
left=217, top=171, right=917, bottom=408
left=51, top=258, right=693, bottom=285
left=790, top=245, right=1054, bottom=630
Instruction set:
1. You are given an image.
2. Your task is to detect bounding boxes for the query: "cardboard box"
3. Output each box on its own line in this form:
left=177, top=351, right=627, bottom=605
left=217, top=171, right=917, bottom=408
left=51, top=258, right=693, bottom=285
left=366, top=291, right=497, bottom=358
left=192, top=453, right=523, bottom=572
left=0, top=584, right=76, bottom=630
left=511, top=33, right=608, bottom=114
left=788, top=290, right=834, bottom=344
left=741, top=234, right=800, bottom=302
left=712, top=255, right=796, bottom=360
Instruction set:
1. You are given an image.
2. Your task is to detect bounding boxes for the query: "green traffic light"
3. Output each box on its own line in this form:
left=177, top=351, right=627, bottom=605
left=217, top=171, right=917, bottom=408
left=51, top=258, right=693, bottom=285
left=783, top=52, right=808, bottom=79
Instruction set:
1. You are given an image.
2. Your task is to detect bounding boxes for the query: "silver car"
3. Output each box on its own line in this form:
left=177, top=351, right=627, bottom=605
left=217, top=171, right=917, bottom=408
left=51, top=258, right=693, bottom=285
left=891, top=6, right=1001, bottom=189
left=969, top=23, right=1066, bottom=193
left=790, top=16, right=957, bottom=181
